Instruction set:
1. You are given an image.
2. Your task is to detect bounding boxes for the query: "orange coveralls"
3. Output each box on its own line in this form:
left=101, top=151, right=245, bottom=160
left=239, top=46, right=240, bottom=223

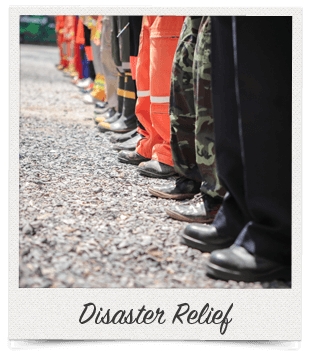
left=55, top=16, right=67, bottom=67
left=63, top=16, right=76, bottom=73
left=135, top=16, right=185, bottom=167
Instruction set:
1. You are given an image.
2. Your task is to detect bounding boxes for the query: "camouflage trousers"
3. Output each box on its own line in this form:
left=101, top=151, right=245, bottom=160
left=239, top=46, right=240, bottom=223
left=169, top=16, right=225, bottom=199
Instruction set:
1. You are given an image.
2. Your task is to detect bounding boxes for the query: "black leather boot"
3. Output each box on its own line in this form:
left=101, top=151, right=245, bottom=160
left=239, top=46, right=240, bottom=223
left=100, top=107, right=117, bottom=119
left=121, top=71, right=137, bottom=118
left=137, top=160, right=177, bottom=179
left=109, top=128, right=137, bottom=144
left=118, top=151, right=150, bottom=165
left=148, top=177, right=201, bottom=200
left=206, top=245, right=291, bottom=282
left=97, top=113, right=122, bottom=132
left=94, top=101, right=110, bottom=116
left=102, top=71, right=138, bottom=133
left=180, top=223, right=235, bottom=252
left=98, top=113, right=138, bottom=133
left=113, top=133, right=143, bottom=151
left=165, top=194, right=222, bottom=223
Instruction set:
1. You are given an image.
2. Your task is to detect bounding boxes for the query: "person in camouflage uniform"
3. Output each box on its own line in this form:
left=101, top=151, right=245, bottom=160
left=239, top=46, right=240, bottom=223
left=149, top=16, right=225, bottom=223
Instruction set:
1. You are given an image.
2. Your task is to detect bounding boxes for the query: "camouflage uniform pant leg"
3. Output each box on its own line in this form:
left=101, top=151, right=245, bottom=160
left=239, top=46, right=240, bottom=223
left=169, top=16, right=202, bottom=182
left=193, top=16, right=225, bottom=199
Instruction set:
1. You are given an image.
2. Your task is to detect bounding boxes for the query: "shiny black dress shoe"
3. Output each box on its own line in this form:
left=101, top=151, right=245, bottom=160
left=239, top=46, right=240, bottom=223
left=113, top=133, right=143, bottom=151
left=98, top=114, right=137, bottom=133
left=98, top=113, right=122, bottom=132
left=118, top=151, right=150, bottom=165
left=206, top=245, right=291, bottom=282
left=148, top=177, right=201, bottom=200
left=138, top=160, right=177, bottom=179
left=109, top=128, right=138, bottom=144
left=180, top=224, right=235, bottom=252
left=165, top=194, right=222, bottom=223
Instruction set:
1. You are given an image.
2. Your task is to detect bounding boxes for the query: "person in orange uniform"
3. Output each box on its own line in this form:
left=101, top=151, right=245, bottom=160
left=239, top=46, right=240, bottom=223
left=55, top=16, right=67, bottom=70
left=63, top=16, right=77, bottom=76
left=118, top=16, right=185, bottom=179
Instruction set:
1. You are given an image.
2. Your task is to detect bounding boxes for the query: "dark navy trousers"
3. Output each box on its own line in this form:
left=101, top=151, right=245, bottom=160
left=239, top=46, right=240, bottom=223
left=211, top=16, right=292, bottom=265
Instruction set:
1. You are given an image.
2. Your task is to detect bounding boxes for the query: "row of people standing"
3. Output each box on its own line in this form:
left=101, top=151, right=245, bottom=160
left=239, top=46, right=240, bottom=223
left=55, top=15, right=292, bottom=283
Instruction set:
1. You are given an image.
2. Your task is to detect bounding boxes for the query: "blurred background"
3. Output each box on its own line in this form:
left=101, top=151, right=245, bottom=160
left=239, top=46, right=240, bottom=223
left=20, top=15, right=57, bottom=45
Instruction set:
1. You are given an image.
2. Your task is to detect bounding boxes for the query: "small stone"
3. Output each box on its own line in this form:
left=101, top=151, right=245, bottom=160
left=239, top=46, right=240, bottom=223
left=118, top=241, right=129, bottom=249
left=22, top=223, right=34, bottom=235
left=141, top=236, right=152, bottom=246
left=93, top=187, right=103, bottom=194
left=213, top=280, right=226, bottom=288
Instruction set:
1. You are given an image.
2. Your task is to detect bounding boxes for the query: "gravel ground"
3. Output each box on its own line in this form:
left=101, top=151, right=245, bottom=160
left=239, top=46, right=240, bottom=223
left=19, top=44, right=291, bottom=289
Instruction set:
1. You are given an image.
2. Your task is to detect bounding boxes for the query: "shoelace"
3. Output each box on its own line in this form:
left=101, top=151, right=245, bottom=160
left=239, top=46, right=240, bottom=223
left=182, top=193, right=203, bottom=206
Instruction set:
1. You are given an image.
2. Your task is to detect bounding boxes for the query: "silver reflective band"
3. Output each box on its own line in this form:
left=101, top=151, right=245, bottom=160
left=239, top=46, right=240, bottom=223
left=150, top=96, right=170, bottom=103
left=137, top=90, right=150, bottom=97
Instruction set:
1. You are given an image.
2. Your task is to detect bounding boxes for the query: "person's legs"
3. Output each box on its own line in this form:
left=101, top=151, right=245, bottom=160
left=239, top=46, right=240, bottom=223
left=164, top=17, right=226, bottom=223
left=179, top=16, right=249, bottom=253
left=135, top=16, right=160, bottom=160
left=210, top=16, right=250, bottom=239
left=231, top=16, right=292, bottom=266
left=170, top=16, right=202, bottom=181
left=118, top=16, right=137, bottom=126
left=96, top=16, right=121, bottom=122
left=149, top=16, right=202, bottom=198
left=84, top=24, right=96, bottom=81
left=100, top=16, right=118, bottom=109
left=86, top=40, right=106, bottom=103
left=117, top=16, right=157, bottom=165
left=194, top=16, right=225, bottom=202
left=149, top=16, right=185, bottom=167
left=205, top=16, right=292, bottom=281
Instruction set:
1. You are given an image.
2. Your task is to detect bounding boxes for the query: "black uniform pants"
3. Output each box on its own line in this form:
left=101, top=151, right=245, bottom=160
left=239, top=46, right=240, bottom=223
left=83, top=24, right=96, bottom=80
left=211, top=16, right=292, bottom=266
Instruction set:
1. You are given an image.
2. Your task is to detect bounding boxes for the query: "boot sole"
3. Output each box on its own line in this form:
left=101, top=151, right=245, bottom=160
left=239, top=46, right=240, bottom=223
left=205, top=261, right=291, bottom=282
left=180, top=233, right=235, bottom=253
left=148, top=187, right=196, bottom=200
left=118, top=156, right=147, bottom=165
left=108, top=128, right=136, bottom=133
left=109, top=131, right=138, bottom=144
left=113, top=146, right=136, bottom=152
left=165, top=208, right=214, bottom=223
left=98, top=125, right=133, bottom=134
left=138, top=169, right=178, bottom=179
left=98, top=125, right=111, bottom=133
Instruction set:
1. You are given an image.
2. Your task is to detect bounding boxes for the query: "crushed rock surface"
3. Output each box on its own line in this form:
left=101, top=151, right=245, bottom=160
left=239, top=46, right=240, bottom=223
left=19, top=44, right=290, bottom=289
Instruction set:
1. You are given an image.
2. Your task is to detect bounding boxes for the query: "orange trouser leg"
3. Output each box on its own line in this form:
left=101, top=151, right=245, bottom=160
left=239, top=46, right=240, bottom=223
left=135, top=16, right=184, bottom=166
left=149, top=16, right=184, bottom=166
left=135, top=16, right=162, bottom=160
